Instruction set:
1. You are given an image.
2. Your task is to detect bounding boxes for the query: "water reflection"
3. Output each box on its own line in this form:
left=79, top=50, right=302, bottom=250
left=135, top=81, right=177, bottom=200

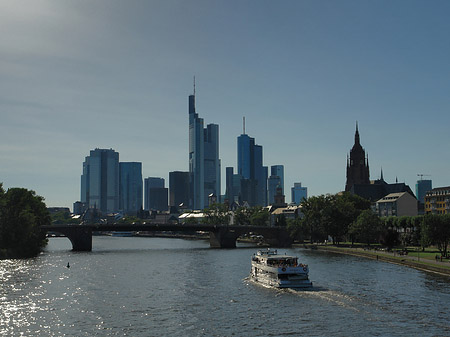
left=1, top=237, right=449, bottom=336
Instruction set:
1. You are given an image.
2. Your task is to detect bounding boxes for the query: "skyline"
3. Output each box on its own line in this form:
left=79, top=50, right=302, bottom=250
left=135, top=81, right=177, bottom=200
left=2, top=1, right=450, bottom=209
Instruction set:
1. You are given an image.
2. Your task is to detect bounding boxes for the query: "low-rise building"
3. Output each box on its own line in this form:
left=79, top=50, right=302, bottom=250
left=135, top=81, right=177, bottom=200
left=424, top=186, right=450, bottom=214
left=376, top=192, right=417, bottom=217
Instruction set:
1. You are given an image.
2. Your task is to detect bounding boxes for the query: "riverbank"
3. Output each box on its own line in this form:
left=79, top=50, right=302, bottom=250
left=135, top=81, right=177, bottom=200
left=298, top=244, right=450, bottom=277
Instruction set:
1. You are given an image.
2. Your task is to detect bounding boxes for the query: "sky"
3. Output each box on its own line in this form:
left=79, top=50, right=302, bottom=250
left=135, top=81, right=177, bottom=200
left=1, top=0, right=450, bottom=210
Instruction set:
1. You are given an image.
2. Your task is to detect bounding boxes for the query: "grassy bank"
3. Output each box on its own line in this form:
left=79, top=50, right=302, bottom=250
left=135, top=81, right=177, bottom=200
left=298, top=244, right=450, bottom=277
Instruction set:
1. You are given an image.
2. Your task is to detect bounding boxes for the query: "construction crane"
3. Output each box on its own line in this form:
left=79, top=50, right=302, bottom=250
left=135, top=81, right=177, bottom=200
left=417, top=174, right=431, bottom=180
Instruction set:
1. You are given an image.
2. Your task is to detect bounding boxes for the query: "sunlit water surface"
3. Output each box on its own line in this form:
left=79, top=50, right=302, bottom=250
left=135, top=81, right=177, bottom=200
left=1, top=237, right=449, bottom=336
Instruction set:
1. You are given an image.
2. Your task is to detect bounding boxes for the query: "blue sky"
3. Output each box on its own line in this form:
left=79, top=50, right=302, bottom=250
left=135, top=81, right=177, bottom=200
left=1, top=0, right=450, bottom=209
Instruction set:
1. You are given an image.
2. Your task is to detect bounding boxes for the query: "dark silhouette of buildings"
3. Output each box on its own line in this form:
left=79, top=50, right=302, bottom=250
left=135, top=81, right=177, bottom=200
left=345, top=122, right=370, bottom=192
left=345, top=123, right=415, bottom=203
left=188, top=81, right=220, bottom=210
left=169, top=171, right=190, bottom=210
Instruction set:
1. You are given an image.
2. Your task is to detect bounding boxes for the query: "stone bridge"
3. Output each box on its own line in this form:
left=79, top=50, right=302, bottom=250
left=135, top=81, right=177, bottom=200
left=41, top=224, right=292, bottom=251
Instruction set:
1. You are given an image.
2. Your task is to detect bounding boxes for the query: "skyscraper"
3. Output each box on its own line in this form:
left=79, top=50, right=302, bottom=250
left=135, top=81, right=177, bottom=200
left=268, top=175, right=281, bottom=205
left=144, top=177, right=167, bottom=211
left=345, top=122, right=370, bottom=192
left=119, top=162, right=143, bottom=215
left=81, top=148, right=120, bottom=213
left=188, top=83, right=220, bottom=209
left=416, top=179, right=432, bottom=204
left=237, top=125, right=267, bottom=206
left=291, top=182, right=307, bottom=204
left=169, top=171, right=190, bottom=209
left=270, top=165, right=284, bottom=195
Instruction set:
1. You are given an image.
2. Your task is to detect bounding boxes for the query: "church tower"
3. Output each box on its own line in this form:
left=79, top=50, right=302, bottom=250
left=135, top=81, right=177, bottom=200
left=345, top=122, right=370, bottom=191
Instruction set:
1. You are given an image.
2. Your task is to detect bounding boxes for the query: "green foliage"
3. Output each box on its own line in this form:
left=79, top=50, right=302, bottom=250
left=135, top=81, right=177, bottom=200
left=348, top=209, right=382, bottom=246
left=287, top=218, right=309, bottom=242
left=421, top=214, right=450, bottom=257
left=274, top=214, right=287, bottom=227
left=234, top=207, right=253, bottom=226
left=51, top=211, right=80, bottom=225
left=234, top=206, right=269, bottom=226
left=118, top=216, right=143, bottom=224
left=202, top=203, right=230, bottom=225
left=293, top=192, right=371, bottom=244
left=250, top=208, right=269, bottom=226
left=0, top=185, right=50, bottom=258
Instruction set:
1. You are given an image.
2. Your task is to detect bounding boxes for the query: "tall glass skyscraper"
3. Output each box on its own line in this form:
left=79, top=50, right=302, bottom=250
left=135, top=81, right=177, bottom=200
left=81, top=148, right=120, bottom=213
left=169, top=171, right=190, bottom=208
left=119, top=162, right=143, bottom=215
left=271, top=165, right=284, bottom=195
left=188, top=88, right=220, bottom=210
left=237, top=132, right=267, bottom=206
left=144, top=177, right=167, bottom=211
left=291, top=182, right=307, bottom=204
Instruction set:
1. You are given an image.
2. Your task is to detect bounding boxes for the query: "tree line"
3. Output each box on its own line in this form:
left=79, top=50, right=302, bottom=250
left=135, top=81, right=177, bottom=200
left=0, top=183, right=50, bottom=258
left=287, top=192, right=450, bottom=258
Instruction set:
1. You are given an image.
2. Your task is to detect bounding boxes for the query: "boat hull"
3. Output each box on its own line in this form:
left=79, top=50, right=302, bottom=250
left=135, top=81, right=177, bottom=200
left=250, top=262, right=313, bottom=289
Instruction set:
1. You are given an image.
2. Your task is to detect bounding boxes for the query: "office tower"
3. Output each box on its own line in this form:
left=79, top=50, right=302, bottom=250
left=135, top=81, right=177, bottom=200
left=416, top=178, right=432, bottom=215
left=148, top=187, right=168, bottom=212
left=144, top=177, right=167, bottom=211
left=169, top=171, right=190, bottom=208
left=119, top=162, right=143, bottom=215
left=225, top=167, right=234, bottom=203
left=236, top=120, right=267, bottom=206
left=270, top=165, right=284, bottom=195
left=345, top=122, right=370, bottom=191
left=291, top=182, right=307, bottom=204
left=268, top=175, right=281, bottom=205
left=188, top=84, right=220, bottom=209
left=416, top=179, right=432, bottom=204
left=81, top=148, right=120, bottom=213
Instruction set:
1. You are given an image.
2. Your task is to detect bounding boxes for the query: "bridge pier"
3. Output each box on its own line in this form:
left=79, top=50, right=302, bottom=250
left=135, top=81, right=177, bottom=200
left=209, top=228, right=239, bottom=248
left=59, top=227, right=93, bottom=251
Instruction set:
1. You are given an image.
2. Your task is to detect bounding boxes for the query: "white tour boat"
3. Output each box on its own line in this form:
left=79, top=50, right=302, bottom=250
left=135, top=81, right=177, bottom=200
left=250, top=249, right=312, bottom=288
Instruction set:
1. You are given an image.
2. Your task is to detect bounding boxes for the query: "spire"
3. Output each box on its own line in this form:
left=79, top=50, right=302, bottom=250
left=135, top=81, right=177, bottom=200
left=193, top=76, right=196, bottom=96
left=354, top=121, right=360, bottom=145
left=243, top=116, right=246, bottom=135
left=380, top=167, right=384, bottom=181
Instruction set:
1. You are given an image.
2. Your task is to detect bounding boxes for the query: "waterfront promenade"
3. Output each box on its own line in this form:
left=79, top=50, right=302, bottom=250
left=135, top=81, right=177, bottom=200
left=310, top=244, right=450, bottom=277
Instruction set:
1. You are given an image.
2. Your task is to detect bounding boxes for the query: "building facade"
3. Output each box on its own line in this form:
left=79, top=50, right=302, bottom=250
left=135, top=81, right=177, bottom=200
left=268, top=175, right=281, bottom=205
left=81, top=148, right=120, bottom=214
left=376, top=192, right=418, bottom=217
left=188, top=90, right=220, bottom=210
left=345, top=123, right=370, bottom=192
left=144, top=177, right=166, bottom=211
left=119, top=162, right=143, bottom=215
left=169, top=171, right=190, bottom=209
left=424, top=186, right=450, bottom=214
left=291, top=182, right=307, bottom=204
left=270, top=165, right=284, bottom=195
left=237, top=132, right=267, bottom=206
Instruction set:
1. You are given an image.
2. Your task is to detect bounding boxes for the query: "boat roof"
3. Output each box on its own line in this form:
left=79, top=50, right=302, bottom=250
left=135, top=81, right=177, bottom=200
left=256, top=249, right=297, bottom=259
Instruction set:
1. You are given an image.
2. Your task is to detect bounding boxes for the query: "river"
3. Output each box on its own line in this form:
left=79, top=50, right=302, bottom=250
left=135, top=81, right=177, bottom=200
left=1, top=236, right=449, bottom=336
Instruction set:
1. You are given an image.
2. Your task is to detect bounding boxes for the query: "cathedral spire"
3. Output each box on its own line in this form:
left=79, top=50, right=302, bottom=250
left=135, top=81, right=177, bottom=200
left=355, top=121, right=360, bottom=145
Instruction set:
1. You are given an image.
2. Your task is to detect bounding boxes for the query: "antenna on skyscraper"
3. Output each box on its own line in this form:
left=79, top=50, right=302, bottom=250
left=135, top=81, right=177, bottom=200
left=193, top=76, right=196, bottom=96
left=243, top=116, right=246, bottom=135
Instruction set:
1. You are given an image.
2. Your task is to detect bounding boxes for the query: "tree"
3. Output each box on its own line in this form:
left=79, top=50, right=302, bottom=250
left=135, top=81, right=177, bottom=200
left=0, top=186, right=50, bottom=258
left=250, top=207, right=270, bottom=226
left=234, top=207, right=253, bottom=226
left=299, top=195, right=329, bottom=243
left=421, top=214, right=450, bottom=257
left=202, top=203, right=230, bottom=225
left=348, top=209, right=382, bottom=246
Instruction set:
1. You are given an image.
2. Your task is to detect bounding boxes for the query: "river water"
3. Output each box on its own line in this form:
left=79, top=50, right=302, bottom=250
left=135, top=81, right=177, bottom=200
left=1, top=236, right=449, bottom=336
